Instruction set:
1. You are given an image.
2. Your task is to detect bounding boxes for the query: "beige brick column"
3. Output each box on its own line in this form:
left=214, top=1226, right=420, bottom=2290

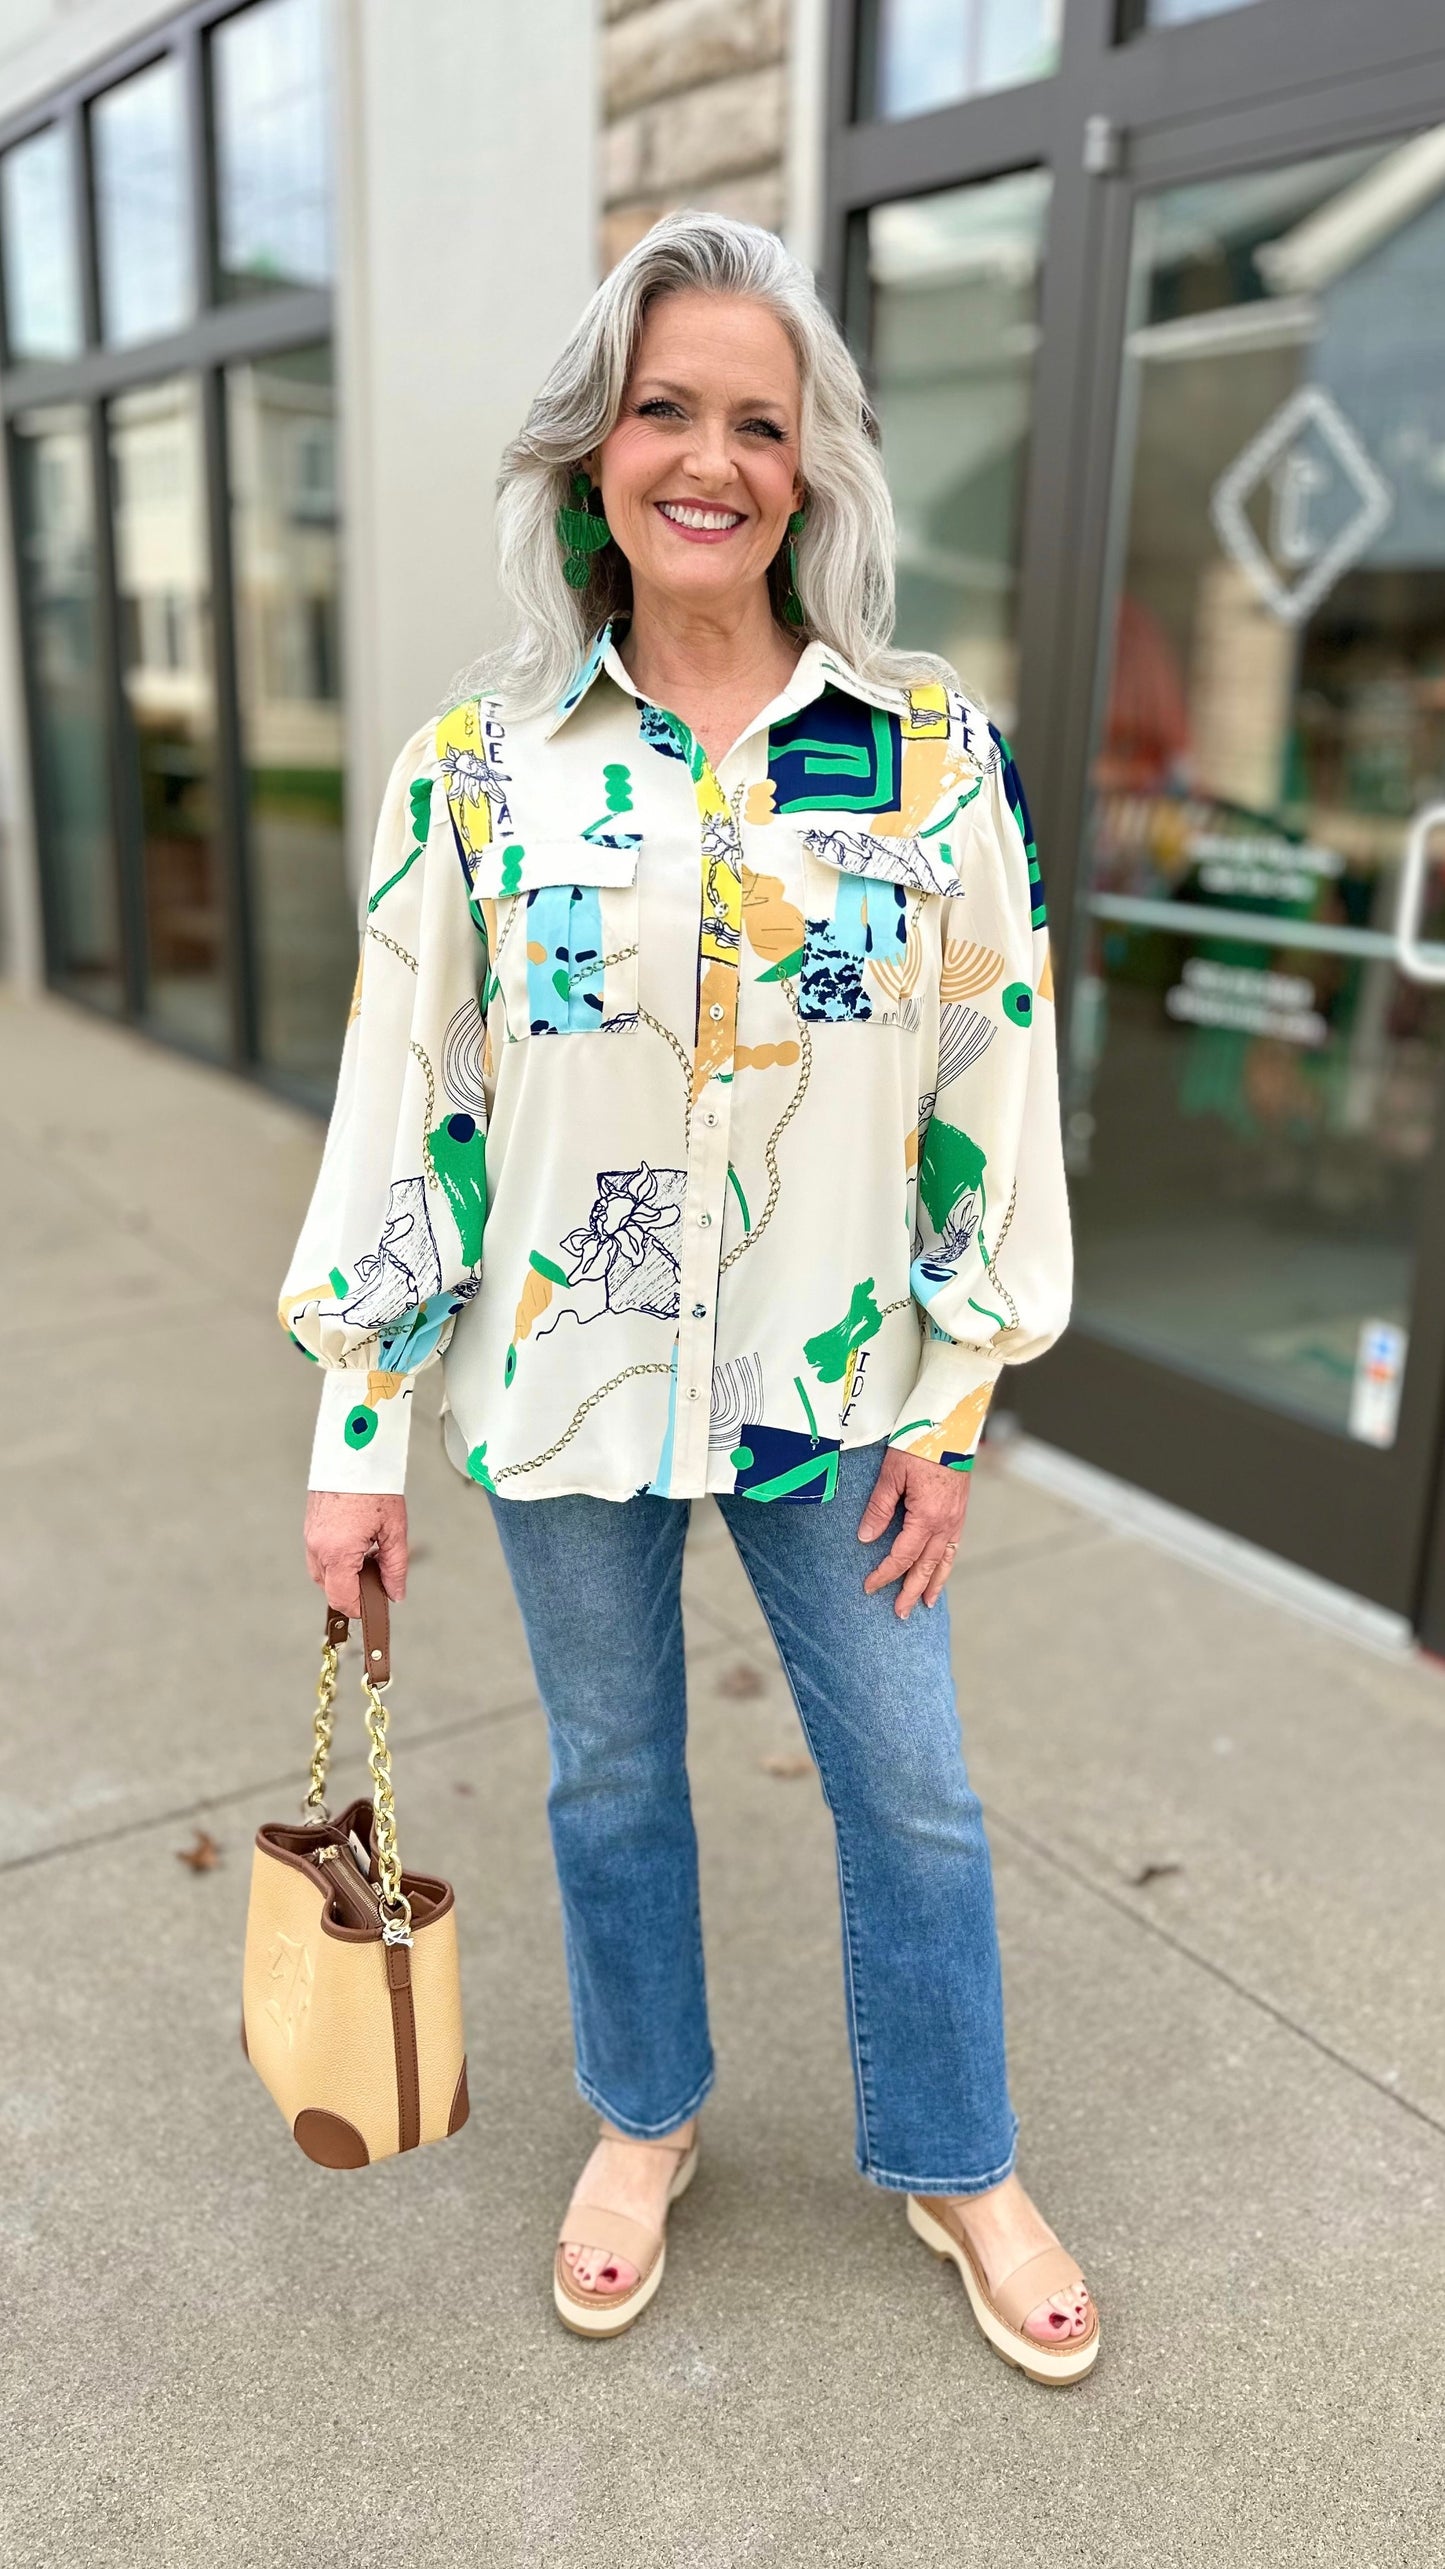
left=601, top=0, right=791, bottom=269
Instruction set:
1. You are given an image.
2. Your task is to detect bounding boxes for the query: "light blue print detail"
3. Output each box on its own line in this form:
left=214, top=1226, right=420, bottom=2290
left=378, top=1285, right=477, bottom=1373
left=910, top=1257, right=957, bottom=1315
left=525, top=882, right=607, bottom=1033
left=647, top=1335, right=678, bottom=1500
left=830, top=871, right=870, bottom=960
left=639, top=701, right=688, bottom=760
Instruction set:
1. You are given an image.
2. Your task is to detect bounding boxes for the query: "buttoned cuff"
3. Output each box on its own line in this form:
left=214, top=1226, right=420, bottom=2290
left=887, top=1342, right=1003, bottom=1470
left=308, top=1367, right=415, bottom=1494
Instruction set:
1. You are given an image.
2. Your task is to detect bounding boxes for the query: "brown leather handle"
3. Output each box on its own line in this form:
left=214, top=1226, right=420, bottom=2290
left=321, top=1553, right=391, bottom=1686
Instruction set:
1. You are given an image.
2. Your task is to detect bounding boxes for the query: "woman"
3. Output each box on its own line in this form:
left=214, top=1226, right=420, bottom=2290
left=282, top=212, right=1095, bottom=2384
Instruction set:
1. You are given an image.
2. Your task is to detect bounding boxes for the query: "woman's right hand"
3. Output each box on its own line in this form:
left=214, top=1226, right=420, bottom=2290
left=304, top=1491, right=409, bottom=1618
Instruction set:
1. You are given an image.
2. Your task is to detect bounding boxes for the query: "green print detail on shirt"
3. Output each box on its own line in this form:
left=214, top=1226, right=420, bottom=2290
left=1002, top=981, right=1033, bottom=1026
left=328, top=1267, right=348, bottom=1301
left=918, top=1119, right=986, bottom=1245
left=803, top=1278, right=885, bottom=1384
left=367, top=776, right=433, bottom=913
left=344, top=1404, right=378, bottom=1450
left=768, top=692, right=901, bottom=815
left=428, top=1113, right=488, bottom=1267
left=604, top=764, right=633, bottom=814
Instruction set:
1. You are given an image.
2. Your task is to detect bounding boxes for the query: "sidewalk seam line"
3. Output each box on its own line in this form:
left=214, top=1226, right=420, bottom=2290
left=0, top=1695, right=540, bottom=1878
left=984, top=1801, right=1445, bottom=2142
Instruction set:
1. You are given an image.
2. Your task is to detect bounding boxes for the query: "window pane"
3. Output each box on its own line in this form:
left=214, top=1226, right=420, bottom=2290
left=862, top=169, right=1051, bottom=731
left=228, top=344, right=351, bottom=1101
left=870, top=0, right=1061, bottom=121
left=1068, top=133, right=1445, bottom=1444
left=213, top=0, right=333, bottom=301
left=92, top=56, right=193, bottom=347
left=1, top=126, right=84, bottom=361
left=109, top=377, right=226, bottom=1055
left=13, top=407, right=121, bottom=1007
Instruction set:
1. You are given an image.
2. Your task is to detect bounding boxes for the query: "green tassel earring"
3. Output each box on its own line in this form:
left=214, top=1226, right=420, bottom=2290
left=783, top=504, right=807, bottom=626
left=557, top=469, right=612, bottom=588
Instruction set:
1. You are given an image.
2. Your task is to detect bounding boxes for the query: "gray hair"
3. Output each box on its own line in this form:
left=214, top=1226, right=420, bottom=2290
left=436, top=209, right=950, bottom=723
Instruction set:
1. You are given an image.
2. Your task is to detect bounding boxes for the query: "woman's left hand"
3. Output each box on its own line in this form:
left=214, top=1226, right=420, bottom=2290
left=856, top=1447, right=971, bottom=1617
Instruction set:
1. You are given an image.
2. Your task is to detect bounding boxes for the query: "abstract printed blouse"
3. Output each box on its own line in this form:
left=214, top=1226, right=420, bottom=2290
left=279, top=618, right=1073, bottom=1505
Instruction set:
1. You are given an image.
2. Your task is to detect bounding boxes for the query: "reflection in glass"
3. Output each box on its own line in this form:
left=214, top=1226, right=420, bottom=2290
left=871, top=0, right=1060, bottom=121
left=109, top=377, right=225, bottom=1054
left=13, top=407, right=120, bottom=1007
left=862, top=170, right=1051, bottom=731
left=1070, top=132, right=1445, bottom=1444
left=227, top=344, right=350, bottom=1101
left=92, top=55, right=192, bottom=347
left=1131, top=0, right=1261, bottom=25
left=1, top=127, right=84, bottom=361
left=213, top=0, right=333, bottom=301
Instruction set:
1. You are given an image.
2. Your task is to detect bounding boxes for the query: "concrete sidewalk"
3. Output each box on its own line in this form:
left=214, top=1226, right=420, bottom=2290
left=3, top=988, right=1442, bottom=2569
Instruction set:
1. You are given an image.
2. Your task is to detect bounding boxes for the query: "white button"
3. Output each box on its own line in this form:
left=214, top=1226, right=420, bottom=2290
left=698, top=1211, right=712, bottom=1227
left=686, top=1386, right=700, bottom=1400
left=708, top=1003, right=723, bottom=1020
left=692, top=1302, right=707, bottom=1318
left=702, top=1110, right=716, bottom=1126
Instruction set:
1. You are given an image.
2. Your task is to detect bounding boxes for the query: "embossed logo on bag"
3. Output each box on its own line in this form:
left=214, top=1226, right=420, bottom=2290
left=264, top=1932, right=315, bottom=2049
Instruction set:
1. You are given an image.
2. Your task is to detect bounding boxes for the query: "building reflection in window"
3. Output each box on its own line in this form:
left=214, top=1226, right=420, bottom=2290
left=109, top=376, right=225, bottom=1054
left=92, top=54, right=193, bottom=348
left=861, top=168, right=1051, bottom=733
left=227, top=343, right=352, bottom=1103
left=1, top=126, right=84, bottom=361
left=213, top=0, right=333, bottom=301
left=870, top=0, right=1060, bottom=120
left=13, top=406, right=121, bottom=1008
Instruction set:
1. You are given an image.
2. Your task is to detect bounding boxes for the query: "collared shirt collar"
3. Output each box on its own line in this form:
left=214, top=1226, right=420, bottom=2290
left=542, top=613, right=909, bottom=743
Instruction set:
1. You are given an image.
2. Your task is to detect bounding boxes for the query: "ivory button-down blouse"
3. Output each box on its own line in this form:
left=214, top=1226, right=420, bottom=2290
left=279, top=618, right=1072, bottom=1504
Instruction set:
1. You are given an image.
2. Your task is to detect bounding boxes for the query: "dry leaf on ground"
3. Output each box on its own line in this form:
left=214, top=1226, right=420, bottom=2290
left=718, top=1661, right=765, bottom=1698
left=176, top=1829, right=221, bottom=1872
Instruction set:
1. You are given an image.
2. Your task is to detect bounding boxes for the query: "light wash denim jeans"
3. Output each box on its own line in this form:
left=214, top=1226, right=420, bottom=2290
left=484, top=1436, right=1019, bottom=2194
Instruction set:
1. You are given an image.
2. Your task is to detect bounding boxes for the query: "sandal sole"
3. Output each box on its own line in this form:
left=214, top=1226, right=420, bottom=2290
left=906, top=2193, right=1099, bottom=2387
left=553, top=2142, right=699, bottom=2339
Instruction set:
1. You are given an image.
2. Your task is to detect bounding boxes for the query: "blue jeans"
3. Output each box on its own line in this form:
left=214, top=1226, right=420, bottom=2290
left=484, top=1437, right=1020, bottom=2193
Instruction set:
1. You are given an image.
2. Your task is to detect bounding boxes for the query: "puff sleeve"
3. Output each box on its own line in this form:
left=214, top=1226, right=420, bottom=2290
left=887, top=726, right=1073, bottom=1471
left=277, top=715, right=491, bottom=1494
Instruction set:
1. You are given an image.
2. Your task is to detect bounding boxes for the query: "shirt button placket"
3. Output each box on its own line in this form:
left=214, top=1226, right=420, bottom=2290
left=677, top=816, right=738, bottom=1486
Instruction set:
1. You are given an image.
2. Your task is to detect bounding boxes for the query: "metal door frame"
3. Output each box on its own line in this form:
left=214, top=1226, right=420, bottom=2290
left=0, top=0, right=336, bottom=1101
left=824, top=0, right=1445, bottom=1620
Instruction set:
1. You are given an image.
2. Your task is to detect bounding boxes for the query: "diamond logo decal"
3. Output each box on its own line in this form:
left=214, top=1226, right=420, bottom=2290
left=1209, top=384, right=1393, bottom=627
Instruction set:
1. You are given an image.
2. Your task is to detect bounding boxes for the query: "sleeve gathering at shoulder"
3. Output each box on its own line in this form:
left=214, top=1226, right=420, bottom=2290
left=886, top=703, right=1073, bottom=1470
left=277, top=711, right=493, bottom=1495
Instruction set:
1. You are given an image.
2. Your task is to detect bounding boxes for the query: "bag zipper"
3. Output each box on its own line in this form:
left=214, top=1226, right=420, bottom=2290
left=311, top=1841, right=385, bottom=1930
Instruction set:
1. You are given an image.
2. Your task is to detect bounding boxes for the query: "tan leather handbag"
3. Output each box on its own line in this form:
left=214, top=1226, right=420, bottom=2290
left=241, top=1559, right=469, bottom=2168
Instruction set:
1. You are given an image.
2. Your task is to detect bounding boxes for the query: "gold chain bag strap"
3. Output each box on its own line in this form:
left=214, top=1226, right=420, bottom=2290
left=241, top=1559, right=469, bottom=2167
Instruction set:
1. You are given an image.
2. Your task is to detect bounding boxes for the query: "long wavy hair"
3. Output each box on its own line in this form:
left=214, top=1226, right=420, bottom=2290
left=435, top=209, right=952, bottom=722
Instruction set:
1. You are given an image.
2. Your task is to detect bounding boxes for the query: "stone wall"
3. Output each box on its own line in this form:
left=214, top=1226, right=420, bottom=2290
left=601, top=0, right=791, bottom=269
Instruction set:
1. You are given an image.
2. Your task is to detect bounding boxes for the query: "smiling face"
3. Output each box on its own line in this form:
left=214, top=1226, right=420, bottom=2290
left=592, top=288, right=805, bottom=619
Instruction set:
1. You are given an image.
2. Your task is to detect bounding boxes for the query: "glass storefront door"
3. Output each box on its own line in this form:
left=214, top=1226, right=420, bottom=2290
left=1045, top=125, right=1445, bottom=1613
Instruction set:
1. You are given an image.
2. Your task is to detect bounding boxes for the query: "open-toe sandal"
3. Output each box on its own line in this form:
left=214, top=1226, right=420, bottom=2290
left=907, top=2193, right=1100, bottom=2386
left=554, top=2129, right=700, bottom=2339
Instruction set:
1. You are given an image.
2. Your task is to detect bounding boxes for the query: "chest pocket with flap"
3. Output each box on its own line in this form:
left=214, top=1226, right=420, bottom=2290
left=472, top=838, right=641, bottom=1041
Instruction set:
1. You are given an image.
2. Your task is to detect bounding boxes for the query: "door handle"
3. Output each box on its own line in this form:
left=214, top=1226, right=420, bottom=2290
left=1393, top=801, right=1445, bottom=984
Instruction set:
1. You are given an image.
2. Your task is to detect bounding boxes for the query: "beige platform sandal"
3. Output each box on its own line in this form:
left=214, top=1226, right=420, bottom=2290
left=553, top=2126, right=700, bottom=2339
left=907, top=2194, right=1100, bottom=2386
